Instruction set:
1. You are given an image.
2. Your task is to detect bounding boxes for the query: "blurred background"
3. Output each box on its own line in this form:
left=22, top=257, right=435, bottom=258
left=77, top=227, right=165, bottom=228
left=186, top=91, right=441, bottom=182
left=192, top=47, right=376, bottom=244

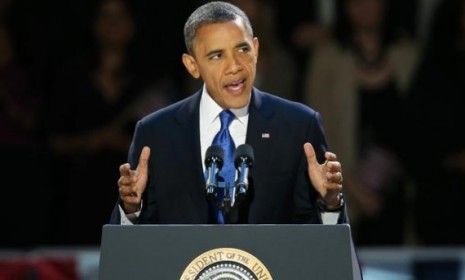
left=1, top=0, right=464, bottom=279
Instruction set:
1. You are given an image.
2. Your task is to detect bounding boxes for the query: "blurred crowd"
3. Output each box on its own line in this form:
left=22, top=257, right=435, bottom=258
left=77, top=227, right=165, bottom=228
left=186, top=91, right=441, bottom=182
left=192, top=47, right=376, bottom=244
left=1, top=0, right=464, bottom=248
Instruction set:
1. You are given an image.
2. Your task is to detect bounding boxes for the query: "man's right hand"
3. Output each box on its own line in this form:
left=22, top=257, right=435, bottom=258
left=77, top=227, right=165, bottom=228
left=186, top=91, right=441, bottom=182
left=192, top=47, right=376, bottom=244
left=118, top=146, right=151, bottom=213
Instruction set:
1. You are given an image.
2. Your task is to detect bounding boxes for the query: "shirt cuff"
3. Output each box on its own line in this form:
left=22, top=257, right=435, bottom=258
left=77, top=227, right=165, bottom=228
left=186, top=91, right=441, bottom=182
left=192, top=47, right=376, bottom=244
left=118, top=202, right=142, bottom=225
left=321, top=212, right=340, bottom=224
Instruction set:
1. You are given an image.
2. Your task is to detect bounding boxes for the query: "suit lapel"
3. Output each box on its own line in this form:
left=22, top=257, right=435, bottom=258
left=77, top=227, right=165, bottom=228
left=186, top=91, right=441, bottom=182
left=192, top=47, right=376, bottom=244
left=175, top=91, right=209, bottom=221
left=246, top=89, right=275, bottom=179
left=172, top=88, right=275, bottom=221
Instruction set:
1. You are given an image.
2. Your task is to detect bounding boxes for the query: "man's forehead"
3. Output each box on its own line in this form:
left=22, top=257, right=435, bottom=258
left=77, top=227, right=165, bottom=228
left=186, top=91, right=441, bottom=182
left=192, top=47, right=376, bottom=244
left=193, top=20, right=250, bottom=48
left=195, top=18, right=247, bottom=37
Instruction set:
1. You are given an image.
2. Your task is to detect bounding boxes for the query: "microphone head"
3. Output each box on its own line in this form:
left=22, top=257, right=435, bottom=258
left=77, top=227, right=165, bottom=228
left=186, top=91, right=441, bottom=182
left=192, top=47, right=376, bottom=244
left=234, top=144, right=254, bottom=167
left=205, top=145, right=224, bottom=167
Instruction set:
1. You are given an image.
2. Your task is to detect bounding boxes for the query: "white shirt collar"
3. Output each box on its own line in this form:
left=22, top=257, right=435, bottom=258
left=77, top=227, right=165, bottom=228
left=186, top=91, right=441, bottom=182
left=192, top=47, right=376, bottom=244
left=199, top=84, right=249, bottom=124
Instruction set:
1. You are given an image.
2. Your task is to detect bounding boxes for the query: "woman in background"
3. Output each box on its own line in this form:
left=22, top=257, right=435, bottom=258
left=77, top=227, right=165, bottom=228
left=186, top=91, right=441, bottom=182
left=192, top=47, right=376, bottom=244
left=303, top=0, right=419, bottom=245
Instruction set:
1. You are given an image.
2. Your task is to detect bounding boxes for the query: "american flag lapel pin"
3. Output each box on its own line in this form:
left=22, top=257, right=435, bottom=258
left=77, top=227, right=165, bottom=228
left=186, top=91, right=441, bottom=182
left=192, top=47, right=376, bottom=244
left=261, top=132, right=270, bottom=139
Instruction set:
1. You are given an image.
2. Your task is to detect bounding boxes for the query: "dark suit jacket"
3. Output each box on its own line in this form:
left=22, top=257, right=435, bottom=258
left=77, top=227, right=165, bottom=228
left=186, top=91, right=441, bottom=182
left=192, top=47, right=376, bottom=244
left=110, top=88, right=347, bottom=224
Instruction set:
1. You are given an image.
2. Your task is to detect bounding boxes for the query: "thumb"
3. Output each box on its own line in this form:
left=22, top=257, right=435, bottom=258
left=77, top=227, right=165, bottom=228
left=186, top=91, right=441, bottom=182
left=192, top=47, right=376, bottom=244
left=136, top=146, right=151, bottom=172
left=304, top=142, right=318, bottom=167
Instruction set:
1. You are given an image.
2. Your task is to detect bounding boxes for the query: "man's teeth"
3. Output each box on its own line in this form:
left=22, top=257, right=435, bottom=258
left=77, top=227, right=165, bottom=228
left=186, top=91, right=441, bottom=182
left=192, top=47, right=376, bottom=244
left=228, top=82, right=243, bottom=90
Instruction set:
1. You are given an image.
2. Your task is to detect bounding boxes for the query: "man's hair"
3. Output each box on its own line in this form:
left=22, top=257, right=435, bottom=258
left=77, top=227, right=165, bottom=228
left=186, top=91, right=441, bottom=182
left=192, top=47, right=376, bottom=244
left=183, top=1, right=253, bottom=55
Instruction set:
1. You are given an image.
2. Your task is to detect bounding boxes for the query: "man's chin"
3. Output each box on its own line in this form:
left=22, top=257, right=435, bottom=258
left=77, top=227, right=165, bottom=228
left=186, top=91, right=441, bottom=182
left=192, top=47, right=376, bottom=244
left=225, top=98, right=250, bottom=109
left=228, top=92, right=252, bottom=109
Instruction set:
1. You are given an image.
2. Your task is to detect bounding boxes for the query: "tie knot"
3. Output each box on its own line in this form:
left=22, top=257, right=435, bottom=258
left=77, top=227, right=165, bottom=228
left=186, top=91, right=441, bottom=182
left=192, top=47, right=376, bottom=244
left=219, top=110, right=235, bottom=129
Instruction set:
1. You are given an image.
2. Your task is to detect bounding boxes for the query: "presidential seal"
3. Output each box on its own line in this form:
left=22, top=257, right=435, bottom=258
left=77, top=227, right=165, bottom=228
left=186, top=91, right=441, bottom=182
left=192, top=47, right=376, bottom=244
left=180, top=247, right=273, bottom=280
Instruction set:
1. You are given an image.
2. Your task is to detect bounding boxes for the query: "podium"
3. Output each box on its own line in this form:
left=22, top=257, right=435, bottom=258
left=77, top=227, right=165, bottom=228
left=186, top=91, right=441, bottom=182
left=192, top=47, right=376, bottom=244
left=99, top=224, right=362, bottom=279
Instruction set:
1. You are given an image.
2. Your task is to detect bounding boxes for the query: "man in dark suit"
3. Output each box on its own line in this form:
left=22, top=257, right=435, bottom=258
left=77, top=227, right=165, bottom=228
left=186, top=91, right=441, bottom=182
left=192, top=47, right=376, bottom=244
left=110, top=1, right=346, bottom=225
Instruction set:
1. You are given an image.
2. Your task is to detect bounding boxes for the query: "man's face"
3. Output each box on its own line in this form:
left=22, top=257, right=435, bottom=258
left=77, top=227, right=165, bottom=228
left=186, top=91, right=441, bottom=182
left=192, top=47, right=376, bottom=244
left=182, top=19, right=259, bottom=109
left=95, top=0, right=134, bottom=48
left=347, top=0, right=383, bottom=30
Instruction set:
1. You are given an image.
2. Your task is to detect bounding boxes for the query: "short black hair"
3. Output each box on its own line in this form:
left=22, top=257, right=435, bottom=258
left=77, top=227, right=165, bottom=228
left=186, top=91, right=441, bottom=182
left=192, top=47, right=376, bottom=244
left=183, top=1, right=253, bottom=54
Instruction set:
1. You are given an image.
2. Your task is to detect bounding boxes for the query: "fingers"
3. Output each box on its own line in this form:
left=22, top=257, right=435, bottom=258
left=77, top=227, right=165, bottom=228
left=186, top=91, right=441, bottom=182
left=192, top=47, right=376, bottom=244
left=118, top=170, right=138, bottom=185
left=323, top=151, right=341, bottom=173
left=119, top=163, right=131, bottom=176
left=305, top=144, right=340, bottom=169
left=326, top=171, right=343, bottom=185
left=119, top=185, right=137, bottom=197
left=325, top=161, right=341, bottom=172
left=322, top=162, right=343, bottom=201
left=324, top=182, right=343, bottom=193
left=118, top=162, right=138, bottom=198
left=322, top=175, right=343, bottom=192
left=325, top=151, right=337, bottom=161
left=120, top=188, right=142, bottom=211
left=137, top=146, right=151, bottom=172
left=117, top=147, right=150, bottom=212
left=118, top=174, right=141, bottom=207
left=119, top=163, right=138, bottom=185
left=304, top=142, right=344, bottom=200
left=323, top=169, right=343, bottom=197
left=303, top=142, right=318, bottom=167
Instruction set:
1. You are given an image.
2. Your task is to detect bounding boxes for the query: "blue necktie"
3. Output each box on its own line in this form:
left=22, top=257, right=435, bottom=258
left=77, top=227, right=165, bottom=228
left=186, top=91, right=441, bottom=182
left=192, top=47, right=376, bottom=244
left=211, top=110, right=236, bottom=224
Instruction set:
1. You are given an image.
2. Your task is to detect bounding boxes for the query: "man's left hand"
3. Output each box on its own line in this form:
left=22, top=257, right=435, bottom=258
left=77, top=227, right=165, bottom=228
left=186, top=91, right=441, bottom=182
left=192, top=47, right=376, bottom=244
left=304, top=142, right=343, bottom=208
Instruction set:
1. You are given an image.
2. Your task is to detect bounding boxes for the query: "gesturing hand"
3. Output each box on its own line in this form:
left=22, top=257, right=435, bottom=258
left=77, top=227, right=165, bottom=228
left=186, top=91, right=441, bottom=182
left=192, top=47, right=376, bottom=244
left=304, top=142, right=343, bottom=209
left=118, top=146, right=151, bottom=213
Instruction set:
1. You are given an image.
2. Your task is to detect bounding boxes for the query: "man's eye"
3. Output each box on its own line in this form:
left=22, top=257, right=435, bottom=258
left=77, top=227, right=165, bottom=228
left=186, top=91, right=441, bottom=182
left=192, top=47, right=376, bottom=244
left=209, top=53, right=222, bottom=60
left=239, top=46, right=250, bottom=53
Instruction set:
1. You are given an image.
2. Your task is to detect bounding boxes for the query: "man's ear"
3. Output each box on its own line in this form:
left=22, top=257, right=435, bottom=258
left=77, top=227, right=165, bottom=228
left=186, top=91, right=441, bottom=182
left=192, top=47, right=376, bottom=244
left=253, top=37, right=259, bottom=61
left=182, top=53, right=200, bottom=79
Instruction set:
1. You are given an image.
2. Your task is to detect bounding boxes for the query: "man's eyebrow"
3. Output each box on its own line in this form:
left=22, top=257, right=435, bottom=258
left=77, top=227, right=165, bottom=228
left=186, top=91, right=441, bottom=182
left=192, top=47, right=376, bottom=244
left=205, top=49, right=222, bottom=57
left=204, top=42, right=251, bottom=58
left=235, top=42, right=250, bottom=49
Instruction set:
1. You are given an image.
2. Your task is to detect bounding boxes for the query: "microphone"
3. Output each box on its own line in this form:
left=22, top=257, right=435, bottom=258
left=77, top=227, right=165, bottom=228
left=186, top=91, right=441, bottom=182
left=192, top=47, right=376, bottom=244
left=234, top=144, right=254, bottom=198
left=204, top=145, right=224, bottom=198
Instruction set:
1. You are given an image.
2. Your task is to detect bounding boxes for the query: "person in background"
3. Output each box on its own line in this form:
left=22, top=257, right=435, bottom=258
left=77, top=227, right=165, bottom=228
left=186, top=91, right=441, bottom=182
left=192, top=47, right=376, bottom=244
left=303, top=0, right=419, bottom=245
left=47, top=0, right=172, bottom=244
left=273, top=0, right=327, bottom=101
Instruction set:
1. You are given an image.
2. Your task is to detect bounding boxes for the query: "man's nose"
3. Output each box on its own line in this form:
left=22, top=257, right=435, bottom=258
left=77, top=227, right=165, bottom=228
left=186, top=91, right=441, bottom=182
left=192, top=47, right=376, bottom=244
left=225, top=54, right=242, bottom=74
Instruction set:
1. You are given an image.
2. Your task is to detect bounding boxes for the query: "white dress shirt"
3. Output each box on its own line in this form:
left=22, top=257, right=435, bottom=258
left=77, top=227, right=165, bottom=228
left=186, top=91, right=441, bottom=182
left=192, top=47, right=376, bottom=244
left=199, top=85, right=249, bottom=172
left=120, top=84, right=339, bottom=224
